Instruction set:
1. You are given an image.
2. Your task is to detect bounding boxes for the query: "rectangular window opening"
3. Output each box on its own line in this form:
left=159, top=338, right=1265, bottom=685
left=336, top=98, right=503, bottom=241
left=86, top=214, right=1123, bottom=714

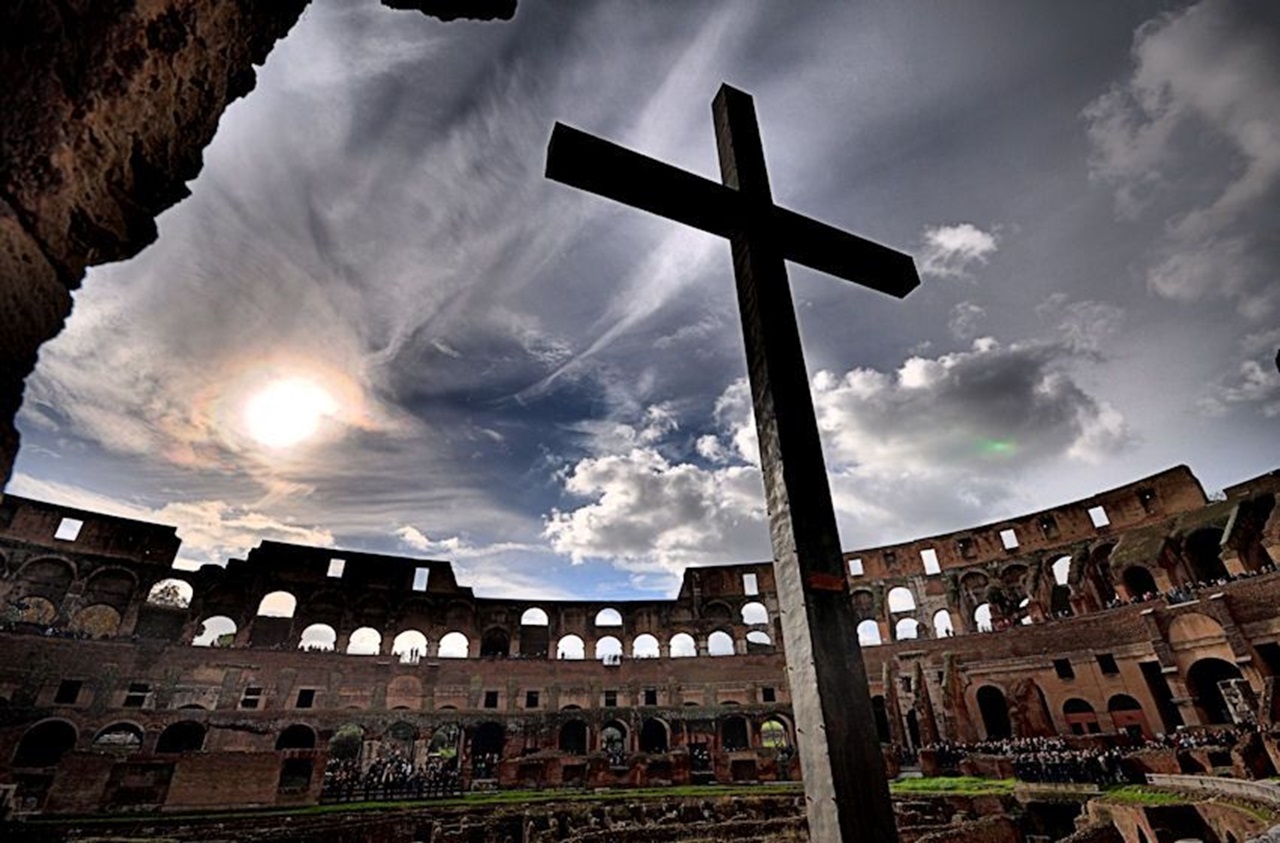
left=742, top=573, right=759, bottom=596
left=54, top=517, right=83, bottom=542
left=847, top=557, right=864, bottom=577
left=525, top=690, right=540, bottom=709
left=762, top=686, right=777, bottom=703
left=1097, top=653, right=1120, bottom=676
left=1038, top=515, right=1059, bottom=539
left=54, top=679, right=82, bottom=705
left=240, top=686, right=263, bottom=710
left=123, top=682, right=150, bottom=708
left=1138, top=488, right=1157, bottom=514
left=296, top=689, right=316, bottom=709
left=604, top=690, right=618, bottom=707
left=643, top=688, right=657, bottom=706
left=1052, top=659, right=1075, bottom=680
left=483, top=690, right=499, bottom=709
left=412, top=567, right=430, bottom=592
left=999, top=528, right=1019, bottom=550
left=327, top=558, right=346, bottom=578
left=1088, top=506, right=1111, bottom=529
left=920, top=548, right=941, bottom=575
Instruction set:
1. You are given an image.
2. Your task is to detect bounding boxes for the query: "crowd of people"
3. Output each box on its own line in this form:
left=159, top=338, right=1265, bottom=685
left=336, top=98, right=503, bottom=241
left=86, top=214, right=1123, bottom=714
left=321, top=749, right=461, bottom=802
left=922, top=726, right=1257, bottom=785
left=1106, top=564, right=1277, bottom=610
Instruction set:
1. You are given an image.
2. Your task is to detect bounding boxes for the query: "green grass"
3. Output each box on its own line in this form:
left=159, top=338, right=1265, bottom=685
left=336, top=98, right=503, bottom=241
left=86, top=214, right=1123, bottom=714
left=1100, top=785, right=1189, bottom=806
left=889, top=777, right=1015, bottom=796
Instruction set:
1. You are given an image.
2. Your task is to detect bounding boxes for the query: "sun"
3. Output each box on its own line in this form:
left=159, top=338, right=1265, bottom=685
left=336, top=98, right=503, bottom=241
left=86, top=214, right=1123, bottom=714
left=242, top=377, right=339, bottom=448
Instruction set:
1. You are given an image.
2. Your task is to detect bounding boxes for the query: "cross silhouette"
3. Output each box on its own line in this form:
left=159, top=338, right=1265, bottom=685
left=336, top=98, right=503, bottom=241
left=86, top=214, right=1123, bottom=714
left=547, top=84, right=918, bottom=843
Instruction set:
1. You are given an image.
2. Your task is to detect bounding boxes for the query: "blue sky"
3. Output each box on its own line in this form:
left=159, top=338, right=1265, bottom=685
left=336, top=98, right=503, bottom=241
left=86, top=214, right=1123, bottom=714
left=12, top=0, right=1280, bottom=599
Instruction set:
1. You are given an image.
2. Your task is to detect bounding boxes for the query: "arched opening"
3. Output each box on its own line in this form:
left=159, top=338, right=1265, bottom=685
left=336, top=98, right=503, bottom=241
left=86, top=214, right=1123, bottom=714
left=1185, top=528, right=1228, bottom=582
left=707, top=630, right=735, bottom=656
left=1186, top=658, right=1244, bottom=725
left=93, top=722, right=143, bottom=750
left=594, top=607, right=623, bottom=627
left=761, top=718, right=789, bottom=748
left=192, top=615, right=237, bottom=647
left=895, top=617, right=920, bottom=640
left=1063, top=698, right=1100, bottom=735
left=1052, top=555, right=1072, bottom=585
left=82, top=569, right=136, bottom=611
left=146, top=578, right=193, bottom=608
left=435, top=634, right=471, bottom=660
left=298, top=623, right=337, bottom=652
left=887, top=586, right=916, bottom=613
left=428, top=723, right=460, bottom=762
left=392, top=629, right=428, bottom=663
left=974, top=603, right=993, bottom=632
left=521, top=607, right=548, bottom=626
left=345, top=626, right=381, bottom=655
left=601, top=721, right=628, bottom=765
left=1122, top=565, right=1158, bottom=600
left=595, top=635, right=622, bottom=664
left=276, top=724, right=316, bottom=750
left=256, top=590, right=297, bottom=618
left=639, top=718, right=669, bottom=753
left=746, top=630, right=772, bottom=651
left=480, top=627, right=510, bottom=658
left=933, top=609, right=954, bottom=637
left=721, top=716, right=750, bottom=751
left=740, top=601, right=768, bottom=625
left=559, top=720, right=588, bottom=755
left=18, top=558, right=74, bottom=604
left=13, top=720, right=77, bottom=767
left=556, top=634, right=585, bottom=660
left=976, top=686, right=1012, bottom=739
left=669, top=632, right=696, bottom=657
left=156, top=721, right=206, bottom=754
left=470, top=722, right=504, bottom=779
left=1108, top=694, right=1149, bottom=739
left=871, top=696, right=891, bottom=743
left=519, top=607, right=549, bottom=658
left=857, top=619, right=882, bottom=646
left=632, top=633, right=660, bottom=658
left=11, top=594, right=57, bottom=625
left=437, top=631, right=470, bottom=658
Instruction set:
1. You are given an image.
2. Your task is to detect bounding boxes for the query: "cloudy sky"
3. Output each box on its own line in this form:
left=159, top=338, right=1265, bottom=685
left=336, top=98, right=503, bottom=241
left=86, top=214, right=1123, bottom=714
left=12, top=0, right=1280, bottom=599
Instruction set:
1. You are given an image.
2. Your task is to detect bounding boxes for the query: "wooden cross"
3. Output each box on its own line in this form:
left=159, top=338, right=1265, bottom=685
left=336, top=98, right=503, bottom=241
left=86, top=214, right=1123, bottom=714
left=546, top=84, right=918, bottom=843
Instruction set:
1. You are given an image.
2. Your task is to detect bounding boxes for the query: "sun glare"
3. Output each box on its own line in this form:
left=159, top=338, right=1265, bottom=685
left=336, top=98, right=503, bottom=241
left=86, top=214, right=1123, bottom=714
left=243, top=378, right=339, bottom=448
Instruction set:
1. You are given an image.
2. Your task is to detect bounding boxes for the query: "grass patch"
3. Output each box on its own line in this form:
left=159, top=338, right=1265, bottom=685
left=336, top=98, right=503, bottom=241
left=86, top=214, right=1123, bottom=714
left=1101, top=785, right=1189, bottom=806
left=890, top=777, right=1015, bottom=796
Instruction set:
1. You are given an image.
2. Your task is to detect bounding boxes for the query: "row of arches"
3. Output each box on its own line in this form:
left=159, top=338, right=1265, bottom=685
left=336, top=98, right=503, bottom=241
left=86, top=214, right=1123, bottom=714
left=194, top=617, right=774, bottom=660
left=11, top=719, right=209, bottom=768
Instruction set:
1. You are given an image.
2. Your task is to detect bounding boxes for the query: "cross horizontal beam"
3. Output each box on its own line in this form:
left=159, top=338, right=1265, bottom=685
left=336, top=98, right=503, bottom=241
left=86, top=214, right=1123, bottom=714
left=546, top=122, right=920, bottom=299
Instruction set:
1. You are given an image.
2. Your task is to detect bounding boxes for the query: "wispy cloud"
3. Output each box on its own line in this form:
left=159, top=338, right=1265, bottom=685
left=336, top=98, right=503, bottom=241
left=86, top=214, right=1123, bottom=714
left=1083, top=0, right=1280, bottom=319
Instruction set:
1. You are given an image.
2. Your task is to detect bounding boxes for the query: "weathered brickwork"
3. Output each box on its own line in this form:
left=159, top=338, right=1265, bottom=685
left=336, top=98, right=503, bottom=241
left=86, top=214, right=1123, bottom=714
left=0, top=466, right=1277, bottom=817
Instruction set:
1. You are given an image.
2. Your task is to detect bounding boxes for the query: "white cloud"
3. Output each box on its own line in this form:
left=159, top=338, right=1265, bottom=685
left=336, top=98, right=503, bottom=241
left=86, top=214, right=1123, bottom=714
left=1200, top=331, right=1280, bottom=418
left=544, top=337, right=1132, bottom=568
left=544, top=443, right=768, bottom=575
left=919, top=223, right=999, bottom=279
left=1084, top=0, right=1280, bottom=318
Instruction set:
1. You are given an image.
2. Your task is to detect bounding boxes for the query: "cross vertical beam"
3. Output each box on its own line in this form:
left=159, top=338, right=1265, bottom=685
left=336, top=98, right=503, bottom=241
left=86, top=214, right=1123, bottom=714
left=546, top=83, right=917, bottom=843
left=713, top=86, right=897, bottom=843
